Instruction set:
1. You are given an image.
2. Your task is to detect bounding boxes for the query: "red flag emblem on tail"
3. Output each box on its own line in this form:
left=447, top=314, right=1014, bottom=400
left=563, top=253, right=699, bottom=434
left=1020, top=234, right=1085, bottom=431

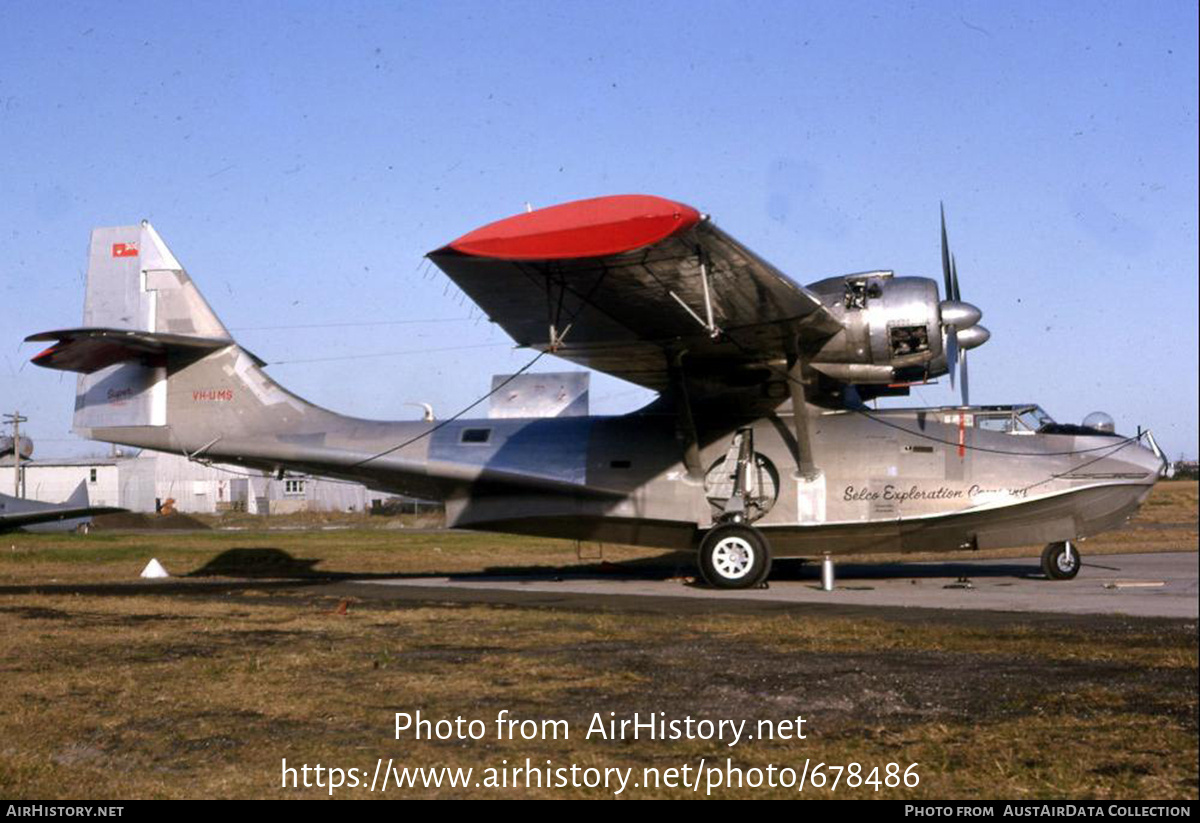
left=112, top=242, right=139, bottom=258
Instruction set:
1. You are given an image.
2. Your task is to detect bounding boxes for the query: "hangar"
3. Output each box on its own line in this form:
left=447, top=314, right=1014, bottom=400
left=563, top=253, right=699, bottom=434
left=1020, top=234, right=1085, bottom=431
left=6, top=449, right=372, bottom=515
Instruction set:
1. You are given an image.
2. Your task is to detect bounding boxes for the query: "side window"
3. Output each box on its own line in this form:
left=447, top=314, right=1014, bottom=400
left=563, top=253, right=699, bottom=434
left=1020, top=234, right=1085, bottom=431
left=977, top=416, right=1014, bottom=434
left=460, top=428, right=492, bottom=445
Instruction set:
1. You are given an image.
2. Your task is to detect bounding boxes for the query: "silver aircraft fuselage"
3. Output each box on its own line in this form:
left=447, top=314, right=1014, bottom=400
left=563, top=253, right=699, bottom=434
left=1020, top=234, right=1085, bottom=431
left=419, top=405, right=1165, bottom=556
left=93, top=395, right=1163, bottom=558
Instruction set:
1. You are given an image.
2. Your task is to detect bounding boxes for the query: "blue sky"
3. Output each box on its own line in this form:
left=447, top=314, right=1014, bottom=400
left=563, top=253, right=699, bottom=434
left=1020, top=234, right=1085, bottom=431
left=2, top=0, right=1197, bottom=458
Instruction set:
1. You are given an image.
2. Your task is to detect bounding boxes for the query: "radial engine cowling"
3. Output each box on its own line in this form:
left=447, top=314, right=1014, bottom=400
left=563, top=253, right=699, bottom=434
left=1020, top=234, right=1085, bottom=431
left=806, top=208, right=989, bottom=396
left=807, top=273, right=945, bottom=384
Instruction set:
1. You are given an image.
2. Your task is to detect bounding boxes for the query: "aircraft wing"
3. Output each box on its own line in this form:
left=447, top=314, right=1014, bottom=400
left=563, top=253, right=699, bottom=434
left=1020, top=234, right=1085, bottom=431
left=428, top=195, right=842, bottom=396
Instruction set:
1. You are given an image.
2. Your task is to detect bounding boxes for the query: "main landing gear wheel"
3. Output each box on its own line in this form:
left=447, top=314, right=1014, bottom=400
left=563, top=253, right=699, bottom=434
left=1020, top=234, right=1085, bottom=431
left=698, top=524, right=772, bottom=589
left=1041, top=540, right=1080, bottom=580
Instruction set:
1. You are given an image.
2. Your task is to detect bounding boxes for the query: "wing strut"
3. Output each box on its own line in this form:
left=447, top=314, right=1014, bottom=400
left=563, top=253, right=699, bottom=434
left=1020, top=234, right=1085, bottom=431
left=697, top=248, right=718, bottom=337
left=543, top=269, right=574, bottom=352
left=666, top=248, right=721, bottom=338
left=787, top=358, right=819, bottom=479
left=670, top=352, right=705, bottom=481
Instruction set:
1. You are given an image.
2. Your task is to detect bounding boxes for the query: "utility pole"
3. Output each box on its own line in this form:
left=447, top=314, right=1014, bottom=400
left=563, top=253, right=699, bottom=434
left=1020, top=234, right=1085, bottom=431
left=4, top=410, right=28, bottom=497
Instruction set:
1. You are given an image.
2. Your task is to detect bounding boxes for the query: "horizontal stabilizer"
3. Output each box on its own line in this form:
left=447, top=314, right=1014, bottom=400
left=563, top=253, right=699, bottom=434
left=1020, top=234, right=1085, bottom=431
left=27, top=327, right=235, bottom=374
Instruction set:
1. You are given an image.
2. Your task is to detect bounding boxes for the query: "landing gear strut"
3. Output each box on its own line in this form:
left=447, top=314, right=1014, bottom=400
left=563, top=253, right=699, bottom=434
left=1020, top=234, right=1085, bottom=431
left=698, top=523, right=772, bottom=589
left=1041, top=540, right=1080, bottom=580
left=697, top=426, right=774, bottom=589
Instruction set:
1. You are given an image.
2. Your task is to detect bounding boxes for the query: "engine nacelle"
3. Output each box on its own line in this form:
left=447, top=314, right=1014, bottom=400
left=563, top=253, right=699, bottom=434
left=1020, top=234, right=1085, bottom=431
left=805, top=272, right=946, bottom=384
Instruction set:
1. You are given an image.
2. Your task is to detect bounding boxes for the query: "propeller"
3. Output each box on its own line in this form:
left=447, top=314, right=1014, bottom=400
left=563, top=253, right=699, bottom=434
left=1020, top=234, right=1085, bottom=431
left=952, top=253, right=970, bottom=406
left=938, top=204, right=988, bottom=405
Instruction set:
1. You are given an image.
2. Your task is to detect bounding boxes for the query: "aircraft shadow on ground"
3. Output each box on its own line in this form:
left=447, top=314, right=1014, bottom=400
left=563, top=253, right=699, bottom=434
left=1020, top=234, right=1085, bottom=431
left=183, top=547, right=699, bottom=582
left=0, top=549, right=1051, bottom=600
left=186, top=547, right=1046, bottom=583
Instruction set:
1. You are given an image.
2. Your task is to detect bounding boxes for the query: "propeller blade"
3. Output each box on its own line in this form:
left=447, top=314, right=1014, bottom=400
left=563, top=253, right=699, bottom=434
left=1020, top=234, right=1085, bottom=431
left=940, top=204, right=976, bottom=405
left=946, top=326, right=959, bottom=390
left=960, top=348, right=970, bottom=406
left=940, top=203, right=953, bottom=300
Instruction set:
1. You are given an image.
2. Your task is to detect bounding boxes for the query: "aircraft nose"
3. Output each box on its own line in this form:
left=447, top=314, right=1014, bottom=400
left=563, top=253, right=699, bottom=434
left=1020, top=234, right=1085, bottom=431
left=1112, top=431, right=1169, bottom=479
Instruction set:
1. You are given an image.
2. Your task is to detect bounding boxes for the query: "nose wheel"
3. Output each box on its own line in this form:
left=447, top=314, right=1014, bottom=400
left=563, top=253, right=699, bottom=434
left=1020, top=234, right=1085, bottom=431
left=698, top=523, right=772, bottom=589
left=1041, top=540, right=1081, bottom=580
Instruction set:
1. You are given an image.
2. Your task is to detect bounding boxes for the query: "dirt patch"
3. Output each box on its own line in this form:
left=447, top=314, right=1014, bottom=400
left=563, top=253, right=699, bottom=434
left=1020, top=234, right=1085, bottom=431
left=93, top=511, right=210, bottom=530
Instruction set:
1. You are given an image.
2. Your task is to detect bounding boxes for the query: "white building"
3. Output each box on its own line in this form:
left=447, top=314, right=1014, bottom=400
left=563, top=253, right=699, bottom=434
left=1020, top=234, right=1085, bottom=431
left=15, top=450, right=375, bottom=515
left=17, top=456, right=121, bottom=508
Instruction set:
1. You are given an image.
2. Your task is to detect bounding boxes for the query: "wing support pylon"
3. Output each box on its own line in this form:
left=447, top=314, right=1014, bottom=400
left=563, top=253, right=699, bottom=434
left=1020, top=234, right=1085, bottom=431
left=669, top=351, right=705, bottom=483
left=787, top=358, right=819, bottom=480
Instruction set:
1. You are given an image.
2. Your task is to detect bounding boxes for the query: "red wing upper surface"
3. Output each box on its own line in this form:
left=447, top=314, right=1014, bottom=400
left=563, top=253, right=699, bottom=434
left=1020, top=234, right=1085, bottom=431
left=428, top=195, right=841, bottom=394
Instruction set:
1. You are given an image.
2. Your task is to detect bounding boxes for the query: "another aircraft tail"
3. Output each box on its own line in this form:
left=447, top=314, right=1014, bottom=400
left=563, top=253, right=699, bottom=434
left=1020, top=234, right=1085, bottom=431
left=27, top=223, right=336, bottom=453
left=62, top=480, right=90, bottom=508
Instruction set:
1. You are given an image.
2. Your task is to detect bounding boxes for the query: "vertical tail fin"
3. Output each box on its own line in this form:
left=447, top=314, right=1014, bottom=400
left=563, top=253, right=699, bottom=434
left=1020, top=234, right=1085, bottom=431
left=84, top=222, right=231, bottom=338
left=63, top=480, right=90, bottom=508
left=28, top=223, right=332, bottom=450
left=65, top=222, right=232, bottom=433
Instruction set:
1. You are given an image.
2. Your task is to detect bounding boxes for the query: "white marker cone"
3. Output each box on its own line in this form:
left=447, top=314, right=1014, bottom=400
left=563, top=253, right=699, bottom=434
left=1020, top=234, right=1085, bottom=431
left=140, top=558, right=170, bottom=579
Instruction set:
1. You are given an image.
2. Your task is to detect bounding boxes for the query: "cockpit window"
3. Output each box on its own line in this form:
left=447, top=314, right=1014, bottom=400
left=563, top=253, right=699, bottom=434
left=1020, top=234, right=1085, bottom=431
left=972, top=406, right=1056, bottom=436
left=1018, top=406, right=1055, bottom=432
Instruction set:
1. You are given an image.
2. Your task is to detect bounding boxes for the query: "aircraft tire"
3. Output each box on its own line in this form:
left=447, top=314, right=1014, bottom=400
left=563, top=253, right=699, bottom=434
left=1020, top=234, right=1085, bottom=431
left=698, top=524, right=771, bottom=589
left=1041, top=540, right=1080, bottom=580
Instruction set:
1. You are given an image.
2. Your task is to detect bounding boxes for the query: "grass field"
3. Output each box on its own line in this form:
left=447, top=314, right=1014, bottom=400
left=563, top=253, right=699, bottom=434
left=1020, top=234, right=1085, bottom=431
left=0, top=482, right=1195, bottom=799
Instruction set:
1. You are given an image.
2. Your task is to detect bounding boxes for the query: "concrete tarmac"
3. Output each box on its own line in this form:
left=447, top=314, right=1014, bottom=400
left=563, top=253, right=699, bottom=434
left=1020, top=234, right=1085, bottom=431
left=361, top=551, right=1199, bottom=620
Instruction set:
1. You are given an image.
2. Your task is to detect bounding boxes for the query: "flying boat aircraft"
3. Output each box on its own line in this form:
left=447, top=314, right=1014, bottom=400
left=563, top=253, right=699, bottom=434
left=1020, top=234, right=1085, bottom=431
left=25, top=196, right=1167, bottom=587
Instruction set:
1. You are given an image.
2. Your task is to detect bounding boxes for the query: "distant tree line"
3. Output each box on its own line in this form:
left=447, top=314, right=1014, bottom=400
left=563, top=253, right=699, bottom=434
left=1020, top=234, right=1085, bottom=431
left=1173, top=460, right=1199, bottom=480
